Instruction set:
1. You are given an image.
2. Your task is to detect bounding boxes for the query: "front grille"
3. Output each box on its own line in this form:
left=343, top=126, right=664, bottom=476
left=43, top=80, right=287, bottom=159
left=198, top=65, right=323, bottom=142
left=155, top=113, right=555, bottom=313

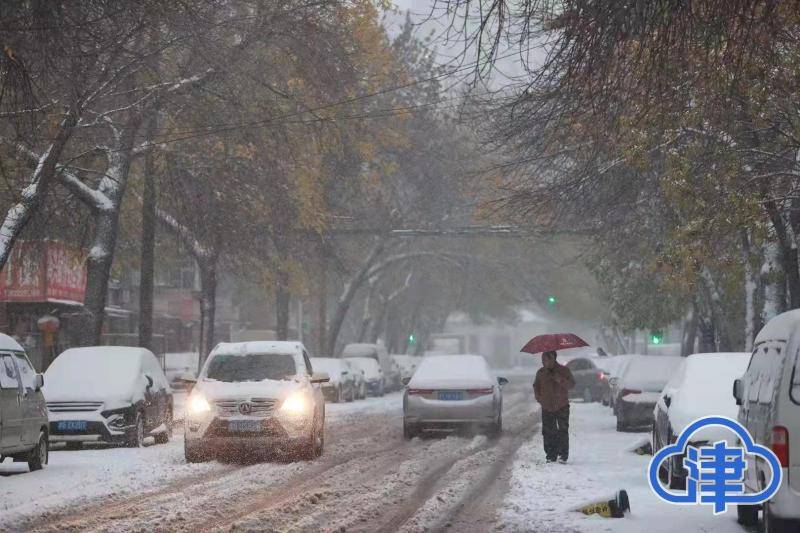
left=214, top=397, right=278, bottom=416
left=47, top=401, right=103, bottom=413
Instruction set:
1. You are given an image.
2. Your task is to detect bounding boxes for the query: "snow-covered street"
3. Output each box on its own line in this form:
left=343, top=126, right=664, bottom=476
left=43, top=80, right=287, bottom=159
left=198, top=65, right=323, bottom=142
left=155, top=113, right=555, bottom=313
left=1, top=382, right=761, bottom=532
left=1, top=384, right=538, bottom=532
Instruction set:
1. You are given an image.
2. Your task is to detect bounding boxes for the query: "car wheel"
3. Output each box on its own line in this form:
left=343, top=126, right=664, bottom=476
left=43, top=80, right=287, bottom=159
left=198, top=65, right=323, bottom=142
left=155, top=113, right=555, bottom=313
left=764, top=502, right=798, bottom=533
left=154, top=411, right=173, bottom=444
left=490, top=414, right=503, bottom=438
left=184, top=441, right=206, bottom=463
left=127, top=412, right=144, bottom=448
left=667, top=455, right=685, bottom=489
left=582, top=387, right=592, bottom=403
left=736, top=504, right=759, bottom=526
left=27, top=431, right=48, bottom=471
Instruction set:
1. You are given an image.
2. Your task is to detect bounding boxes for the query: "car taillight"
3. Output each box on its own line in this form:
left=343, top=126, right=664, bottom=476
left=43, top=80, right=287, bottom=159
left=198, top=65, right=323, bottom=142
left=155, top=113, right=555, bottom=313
left=772, top=426, right=790, bottom=467
left=598, top=372, right=605, bottom=380
left=467, top=388, right=494, bottom=396
left=621, top=388, right=641, bottom=397
left=407, top=389, right=432, bottom=396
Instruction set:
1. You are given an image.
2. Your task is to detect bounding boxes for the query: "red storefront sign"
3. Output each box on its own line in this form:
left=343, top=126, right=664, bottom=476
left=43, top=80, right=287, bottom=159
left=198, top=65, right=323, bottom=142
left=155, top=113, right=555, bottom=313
left=0, top=241, right=87, bottom=303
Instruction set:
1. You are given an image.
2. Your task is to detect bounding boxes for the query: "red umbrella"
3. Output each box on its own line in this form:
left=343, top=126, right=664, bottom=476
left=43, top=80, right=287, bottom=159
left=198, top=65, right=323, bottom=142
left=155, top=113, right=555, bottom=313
left=521, top=333, right=589, bottom=354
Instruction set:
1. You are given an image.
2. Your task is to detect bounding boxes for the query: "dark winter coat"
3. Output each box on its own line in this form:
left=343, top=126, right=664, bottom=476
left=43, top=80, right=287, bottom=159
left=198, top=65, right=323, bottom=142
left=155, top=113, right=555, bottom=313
left=533, top=363, right=575, bottom=412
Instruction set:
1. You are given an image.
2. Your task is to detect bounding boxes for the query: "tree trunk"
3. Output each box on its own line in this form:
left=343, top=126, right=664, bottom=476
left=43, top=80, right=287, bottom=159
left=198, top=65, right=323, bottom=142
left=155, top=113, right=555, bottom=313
left=317, top=257, right=327, bottom=355
left=0, top=114, right=77, bottom=270
left=275, top=267, right=290, bottom=340
left=80, top=208, right=122, bottom=345
left=765, top=204, right=800, bottom=308
left=138, top=115, right=158, bottom=351
left=762, top=239, right=784, bottom=322
left=742, top=229, right=757, bottom=351
left=198, top=261, right=217, bottom=367
left=681, top=308, right=697, bottom=357
left=357, top=290, right=373, bottom=343
left=368, top=297, right=388, bottom=343
left=327, top=239, right=387, bottom=355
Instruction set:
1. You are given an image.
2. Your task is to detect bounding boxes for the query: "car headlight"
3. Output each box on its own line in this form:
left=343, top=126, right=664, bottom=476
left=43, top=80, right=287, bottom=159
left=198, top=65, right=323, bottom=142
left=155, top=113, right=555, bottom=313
left=280, top=393, right=309, bottom=415
left=188, top=394, right=211, bottom=415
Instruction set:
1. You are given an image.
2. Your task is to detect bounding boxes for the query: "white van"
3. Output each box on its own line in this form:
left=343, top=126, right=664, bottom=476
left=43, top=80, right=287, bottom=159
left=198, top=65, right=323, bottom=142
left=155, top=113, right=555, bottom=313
left=733, top=310, right=800, bottom=532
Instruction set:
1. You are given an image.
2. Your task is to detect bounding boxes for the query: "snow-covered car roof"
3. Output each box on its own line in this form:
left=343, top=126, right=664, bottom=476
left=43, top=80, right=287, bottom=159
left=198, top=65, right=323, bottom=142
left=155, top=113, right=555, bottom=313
left=754, top=309, right=800, bottom=345
left=665, top=352, right=751, bottom=440
left=211, top=341, right=304, bottom=356
left=44, top=346, right=157, bottom=403
left=408, top=354, right=494, bottom=389
left=619, top=355, right=682, bottom=392
left=310, top=357, right=345, bottom=381
left=0, top=333, right=24, bottom=352
left=346, top=357, right=381, bottom=379
left=341, top=343, right=384, bottom=358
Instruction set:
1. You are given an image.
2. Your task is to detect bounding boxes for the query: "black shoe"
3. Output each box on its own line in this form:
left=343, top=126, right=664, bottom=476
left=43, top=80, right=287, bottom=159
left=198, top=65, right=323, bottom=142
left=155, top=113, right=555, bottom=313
left=558, top=456, right=568, bottom=464
left=546, top=456, right=557, bottom=463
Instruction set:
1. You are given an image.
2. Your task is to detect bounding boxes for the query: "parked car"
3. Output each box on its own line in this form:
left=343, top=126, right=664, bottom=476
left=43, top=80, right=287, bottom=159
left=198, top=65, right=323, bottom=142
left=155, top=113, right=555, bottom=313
left=311, top=357, right=355, bottom=403
left=342, top=343, right=393, bottom=384
left=346, top=357, right=384, bottom=397
left=343, top=359, right=366, bottom=399
left=386, top=359, right=402, bottom=392
left=184, top=341, right=328, bottom=462
left=733, top=310, right=800, bottom=531
left=44, top=346, right=173, bottom=448
left=601, top=355, right=635, bottom=408
left=565, top=357, right=609, bottom=403
left=0, top=334, right=48, bottom=472
left=614, top=355, right=682, bottom=431
left=164, top=352, right=199, bottom=390
left=403, top=354, right=507, bottom=439
left=392, top=354, right=421, bottom=382
left=652, top=352, right=751, bottom=489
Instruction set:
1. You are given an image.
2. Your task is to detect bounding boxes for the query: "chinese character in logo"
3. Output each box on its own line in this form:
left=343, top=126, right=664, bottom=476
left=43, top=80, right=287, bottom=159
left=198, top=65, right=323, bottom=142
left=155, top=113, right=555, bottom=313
left=648, top=416, right=782, bottom=514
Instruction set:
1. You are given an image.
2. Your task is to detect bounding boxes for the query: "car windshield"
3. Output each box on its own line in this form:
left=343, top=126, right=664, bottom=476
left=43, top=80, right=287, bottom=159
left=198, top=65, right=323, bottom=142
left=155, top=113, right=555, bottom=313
left=205, top=353, right=296, bottom=382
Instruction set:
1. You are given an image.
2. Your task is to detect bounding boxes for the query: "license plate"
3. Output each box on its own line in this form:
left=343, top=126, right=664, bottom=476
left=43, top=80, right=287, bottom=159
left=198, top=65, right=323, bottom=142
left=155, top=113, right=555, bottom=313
left=438, top=391, right=463, bottom=401
left=228, top=420, right=261, bottom=432
left=57, top=420, right=87, bottom=432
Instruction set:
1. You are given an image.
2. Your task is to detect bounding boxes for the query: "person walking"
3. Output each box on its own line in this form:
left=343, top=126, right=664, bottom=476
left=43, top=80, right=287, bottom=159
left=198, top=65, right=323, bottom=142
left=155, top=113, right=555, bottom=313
left=533, top=350, right=575, bottom=463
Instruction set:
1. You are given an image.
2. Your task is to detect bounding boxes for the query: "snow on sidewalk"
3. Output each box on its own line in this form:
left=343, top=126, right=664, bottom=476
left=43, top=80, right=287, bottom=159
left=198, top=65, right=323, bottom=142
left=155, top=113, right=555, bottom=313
left=500, top=402, right=746, bottom=533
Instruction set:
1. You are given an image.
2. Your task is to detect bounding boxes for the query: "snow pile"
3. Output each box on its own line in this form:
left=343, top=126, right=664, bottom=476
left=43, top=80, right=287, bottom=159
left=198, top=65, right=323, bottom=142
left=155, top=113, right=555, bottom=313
left=500, top=402, right=745, bottom=533
left=407, top=354, right=494, bottom=389
left=666, top=352, right=751, bottom=442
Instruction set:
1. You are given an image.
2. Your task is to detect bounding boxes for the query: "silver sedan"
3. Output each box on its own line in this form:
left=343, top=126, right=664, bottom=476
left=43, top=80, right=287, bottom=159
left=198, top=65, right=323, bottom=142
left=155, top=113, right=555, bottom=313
left=402, top=354, right=507, bottom=439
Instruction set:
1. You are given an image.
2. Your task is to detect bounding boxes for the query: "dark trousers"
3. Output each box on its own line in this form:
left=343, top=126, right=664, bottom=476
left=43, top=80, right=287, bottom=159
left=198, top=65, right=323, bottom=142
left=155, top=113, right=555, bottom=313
left=541, top=405, right=570, bottom=460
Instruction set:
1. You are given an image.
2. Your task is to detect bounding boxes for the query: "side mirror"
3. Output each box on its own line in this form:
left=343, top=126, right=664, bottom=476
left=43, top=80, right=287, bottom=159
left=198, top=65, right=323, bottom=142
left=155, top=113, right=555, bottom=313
left=145, top=375, right=154, bottom=389
left=311, top=372, right=330, bottom=384
left=733, top=379, right=743, bottom=406
left=401, top=376, right=411, bottom=386
left=497, top=377, right=509, bottom=386
left=34, top=373, right=44, bottom=392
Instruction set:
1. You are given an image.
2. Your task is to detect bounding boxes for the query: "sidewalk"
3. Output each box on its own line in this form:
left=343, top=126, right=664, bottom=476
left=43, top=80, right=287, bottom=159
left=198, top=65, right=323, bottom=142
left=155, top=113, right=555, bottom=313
left=499, top=402, right=747, bottom=532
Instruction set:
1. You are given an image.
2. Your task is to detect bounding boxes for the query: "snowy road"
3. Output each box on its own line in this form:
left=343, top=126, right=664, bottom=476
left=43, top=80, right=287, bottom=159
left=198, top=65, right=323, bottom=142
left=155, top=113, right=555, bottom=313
left=1, top=385, right=539, bottom=532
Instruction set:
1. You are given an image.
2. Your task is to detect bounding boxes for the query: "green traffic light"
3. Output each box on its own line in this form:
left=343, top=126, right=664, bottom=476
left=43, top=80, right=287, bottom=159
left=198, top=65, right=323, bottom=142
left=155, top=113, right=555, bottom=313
left=547, top=295, right=557, bottom=305
left=408, top=333, right=416, bottom=344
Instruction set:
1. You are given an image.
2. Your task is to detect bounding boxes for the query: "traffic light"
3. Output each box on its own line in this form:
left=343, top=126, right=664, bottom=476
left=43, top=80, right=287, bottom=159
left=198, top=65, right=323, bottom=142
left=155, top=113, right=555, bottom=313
left=408, top=333, right=416, bottom=345
left=650, top=330, right=663, bottom=345
left=546, top=295, right=557, bottom=306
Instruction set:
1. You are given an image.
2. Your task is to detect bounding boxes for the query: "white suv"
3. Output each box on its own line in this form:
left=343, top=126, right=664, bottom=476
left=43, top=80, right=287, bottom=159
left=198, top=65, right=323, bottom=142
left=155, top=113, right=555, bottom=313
left=184, top=341, right=328, bottom=462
